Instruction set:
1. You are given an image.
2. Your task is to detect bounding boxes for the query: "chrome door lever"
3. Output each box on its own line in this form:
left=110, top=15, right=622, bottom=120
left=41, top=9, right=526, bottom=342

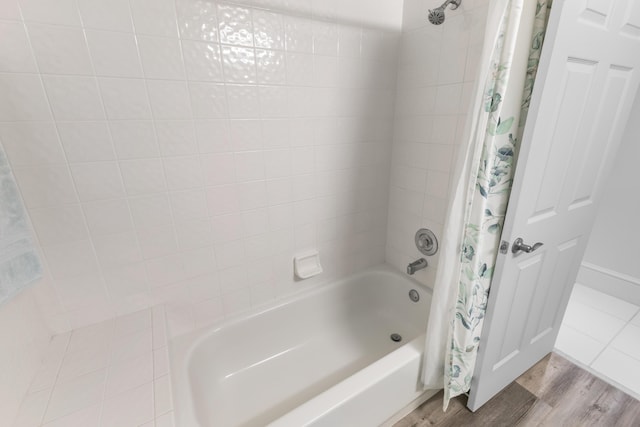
left=511, top=238, right=543, bottom=254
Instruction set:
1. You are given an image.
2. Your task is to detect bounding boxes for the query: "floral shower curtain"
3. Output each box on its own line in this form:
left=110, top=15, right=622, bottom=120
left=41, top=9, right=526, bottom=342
left=422, top=0, right=552, bottom=408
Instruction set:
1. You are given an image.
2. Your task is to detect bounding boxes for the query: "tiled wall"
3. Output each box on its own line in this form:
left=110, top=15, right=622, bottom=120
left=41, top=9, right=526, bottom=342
left=385, top=0, right=489, bottom=287
left=0, top=284, right=52, bottom=423
left=0, top=0, right=402, bottom=333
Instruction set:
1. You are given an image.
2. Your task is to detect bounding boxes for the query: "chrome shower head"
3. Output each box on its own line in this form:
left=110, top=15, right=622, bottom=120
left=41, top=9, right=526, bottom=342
left=428, top=7, right=445, bottom=25
left=428, top=0, right=462, bottom=25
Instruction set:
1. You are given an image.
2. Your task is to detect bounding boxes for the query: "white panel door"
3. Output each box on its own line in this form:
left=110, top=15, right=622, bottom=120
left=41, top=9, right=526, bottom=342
left=467, top=0, right=640, bottom=411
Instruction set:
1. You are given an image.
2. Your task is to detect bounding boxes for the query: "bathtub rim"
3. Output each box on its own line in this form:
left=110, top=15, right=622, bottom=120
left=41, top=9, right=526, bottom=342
left=170, top=263, right=432, bottom=427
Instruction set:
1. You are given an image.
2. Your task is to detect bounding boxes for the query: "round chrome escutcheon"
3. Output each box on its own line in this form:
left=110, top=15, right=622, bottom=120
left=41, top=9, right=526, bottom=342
left=415, top=228, right=438, bottom=256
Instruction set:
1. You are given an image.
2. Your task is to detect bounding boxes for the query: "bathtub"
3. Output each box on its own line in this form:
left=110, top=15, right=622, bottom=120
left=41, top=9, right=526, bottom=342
left=170, top=264, right=438, bottom=426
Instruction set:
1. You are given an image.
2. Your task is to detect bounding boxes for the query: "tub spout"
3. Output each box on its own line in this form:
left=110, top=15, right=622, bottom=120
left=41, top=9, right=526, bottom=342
left=407, top=258, right=428, bottom=275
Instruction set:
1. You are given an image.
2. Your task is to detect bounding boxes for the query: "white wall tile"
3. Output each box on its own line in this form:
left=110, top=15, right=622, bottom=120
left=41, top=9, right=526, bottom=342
left=78, top=0, right=133, bottom=32
left=182, top=41, right=223, bottom=82
left=129, top=194, right=173, bottom=229
left=226, top=84, right=260, bottom=118
left=83, top=198, right=134, bottom=236
left=163, top=156, right=204, bottom=190
left=218, top=4, right=254, bottom=47
left=176, top=0, right=218, bottom=42
left=253, top=10, right=284, bottom=50
left=234, top=151, right=265, bottom=182
left=43, top=76, right=105, bottom=121
left=109, top=121, right=159, bottom=159
left=20, top=0, right=81, bottom=26
left=147, top=80, right=192, bottom=119
left=0, top=22, right=37, bottom=72
left=43, top=240, right=99, bottom=280
left=195, top=119, right=232, bottom=153
left=120, top=159, right=167, bottom=195
left=285, top=16, right=313, bottom=53
left=28, top=24, right=93, bottom=75
left=93, top=231, right=142, bottom=267
left=71, top=162, right=125, bottom=201
left=0, top=122, right=65, bottom=166
left=99, top=78, right=152, bottom=120
left=222, top=46, right=257, bottom=84
left=30, top=204, right=89, bottom=245
left=189, top=82, right=228, bottom=119
left=85, top=30, right=143, bottom=78
left=202, top=153, right=235, bottom=186
left=206, top=185, right=240, bottom=216
left=0, top=74, right=51, bottom=121
left=13, top=165, right=78, bottom=208
left=0, top=0, right=20, bottom=20
left=57, top=122, right=116, bottom=162
left=170, top=189, right=208, bottom=221
left=156, top=120, right=198, bottom=156
left=130, top=0, right=178, bottom=37
left=138, top=36, right=186, bottom=80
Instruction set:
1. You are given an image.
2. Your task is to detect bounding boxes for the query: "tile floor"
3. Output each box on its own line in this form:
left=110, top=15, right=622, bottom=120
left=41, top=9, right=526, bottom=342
left=555, top=282, right=640, bottom=400
left=12, top=307, right=174, bottom=427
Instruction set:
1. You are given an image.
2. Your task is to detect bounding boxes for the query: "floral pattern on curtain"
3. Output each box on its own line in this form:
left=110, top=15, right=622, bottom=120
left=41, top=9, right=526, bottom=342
left=444, top=0, right=552, bottom=405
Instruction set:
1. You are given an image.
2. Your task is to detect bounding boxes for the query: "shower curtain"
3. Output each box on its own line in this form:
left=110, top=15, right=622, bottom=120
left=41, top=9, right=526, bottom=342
left=421, top=0, right=552, bottom=408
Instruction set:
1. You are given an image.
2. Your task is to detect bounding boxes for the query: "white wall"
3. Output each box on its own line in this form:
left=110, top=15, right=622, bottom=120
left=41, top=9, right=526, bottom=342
left=385, top=0, right=489, bottom=287
left=0, top=283, right=53, bottom=423
left=0, top=0, right=402, bottom=335
left=578, top=90, right=640, bottom=304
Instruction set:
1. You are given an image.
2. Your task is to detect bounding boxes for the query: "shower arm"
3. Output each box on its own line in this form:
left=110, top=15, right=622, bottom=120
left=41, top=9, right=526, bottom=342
left=437, top=0, right=461, bottom=10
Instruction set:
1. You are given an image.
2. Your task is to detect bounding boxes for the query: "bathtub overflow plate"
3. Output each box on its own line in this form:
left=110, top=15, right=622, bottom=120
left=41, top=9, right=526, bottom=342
left=390, top=333, right=402, bottom=342
left=409, top=289, right=420, bottom=302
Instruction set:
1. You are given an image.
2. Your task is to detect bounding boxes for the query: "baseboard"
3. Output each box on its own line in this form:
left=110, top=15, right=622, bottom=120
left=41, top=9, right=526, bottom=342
left=577, top=262, right=640, bottom=305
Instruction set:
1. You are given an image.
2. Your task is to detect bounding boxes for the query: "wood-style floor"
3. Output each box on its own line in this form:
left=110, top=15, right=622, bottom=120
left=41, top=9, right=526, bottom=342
left=395, top=353, right=640, bottom=426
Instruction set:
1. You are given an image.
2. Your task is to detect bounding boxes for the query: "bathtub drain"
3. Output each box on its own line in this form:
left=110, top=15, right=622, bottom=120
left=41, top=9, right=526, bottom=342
left=390, top=333, right=402, bottom=342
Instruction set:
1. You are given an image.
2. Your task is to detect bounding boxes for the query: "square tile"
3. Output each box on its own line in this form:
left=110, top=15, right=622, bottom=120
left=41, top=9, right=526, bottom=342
left=100, top=382, right=154, bottom=427
left=99, top=78, right=152, bottom=120
left=147, top=80, right=192, bottom=119
left=176, top=0, right=218, bottom=42
left=130, top=0, right=178, bottom=37
left=0, top=74, right=51, bottom=121
left=109, top=121, right=159, bottom=159
left=0, top=122, right=65, bottom=166
left=20, top=0, right=81, bottom=26
left=610, top=323, right=640, bottom=361
left=43, top=76, right=105, bottom=121
left=0, top=22, right=37, bottom=72
left=28, top=24, right=92, bottom=75
left=562, top=299, right=627, bottom=343
left=43, top=369, right=105, bottom=423
left=138, top=36, right=186, bottom=80
left=57, top=122, right=116, bottom=162
left=182, top=40, right=223, bottom=82
left=78, top=0, right=133, bottom=32
left=554, top=325, right=606, bottom=366
left=85, top=30, right=143, bottom=77
left=70, top=162, right=125, bottom=201
left=218, top=4, right=253, bottom=47
left=591, top=348, right=640, bottom=397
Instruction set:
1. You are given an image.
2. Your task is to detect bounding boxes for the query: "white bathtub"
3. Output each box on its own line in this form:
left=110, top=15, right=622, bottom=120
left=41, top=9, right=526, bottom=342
left=170, top=265, right=437, bottom=426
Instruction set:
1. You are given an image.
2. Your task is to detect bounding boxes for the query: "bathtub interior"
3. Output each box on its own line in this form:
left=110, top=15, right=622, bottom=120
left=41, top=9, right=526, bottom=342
left=172, top=266, right=431, bottom=427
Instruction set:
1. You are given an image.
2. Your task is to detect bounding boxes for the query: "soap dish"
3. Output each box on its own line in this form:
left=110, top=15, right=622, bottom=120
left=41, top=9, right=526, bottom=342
left=294, top=251, right=323, bottom=279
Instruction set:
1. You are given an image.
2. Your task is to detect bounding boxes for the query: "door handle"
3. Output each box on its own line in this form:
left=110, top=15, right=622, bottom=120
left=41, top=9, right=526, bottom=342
left=511, top=238, right=544, bottom=254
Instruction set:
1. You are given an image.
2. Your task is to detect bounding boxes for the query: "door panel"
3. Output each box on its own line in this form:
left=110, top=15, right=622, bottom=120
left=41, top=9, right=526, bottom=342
left=467, top=0, right=640, bottom=411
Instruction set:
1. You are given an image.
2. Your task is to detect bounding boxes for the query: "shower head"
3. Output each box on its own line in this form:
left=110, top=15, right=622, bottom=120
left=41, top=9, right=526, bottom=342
left=428, top=0, right=462, bottom=25
left=428, top=7, right=446, bottom=25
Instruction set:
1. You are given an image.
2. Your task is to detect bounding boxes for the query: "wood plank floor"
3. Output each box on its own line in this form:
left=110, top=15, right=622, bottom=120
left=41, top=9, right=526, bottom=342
left=395, top=353, right=640, bottom=427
